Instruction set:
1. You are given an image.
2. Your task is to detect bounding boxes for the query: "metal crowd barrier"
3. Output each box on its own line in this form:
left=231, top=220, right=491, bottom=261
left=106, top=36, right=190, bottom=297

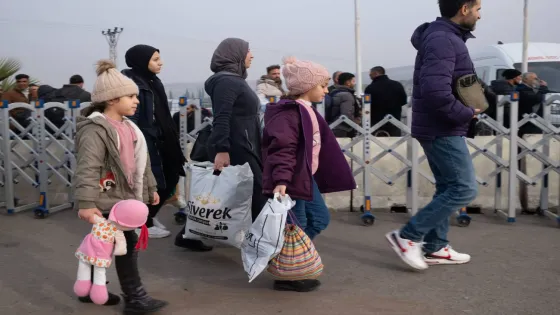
left=2, top=94, right=558, bottom=228
left=0, top=100, right=80, bottom=218
left=170, top=93, right=559, bottom=228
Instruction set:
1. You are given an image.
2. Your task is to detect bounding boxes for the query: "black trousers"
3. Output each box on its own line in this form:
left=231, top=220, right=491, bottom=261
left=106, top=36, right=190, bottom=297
left=146, top=170, right=180, bottom=228
left=93, top=215, right=147, bottom=300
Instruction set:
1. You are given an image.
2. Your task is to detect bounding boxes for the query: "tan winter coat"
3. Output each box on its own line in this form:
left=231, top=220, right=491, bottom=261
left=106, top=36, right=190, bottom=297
left=73, top=111, right=157, bottom=212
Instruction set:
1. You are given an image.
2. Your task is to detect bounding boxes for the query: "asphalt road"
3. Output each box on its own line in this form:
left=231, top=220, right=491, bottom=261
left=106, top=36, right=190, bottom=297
left=0, top=207, right=558, bottom=315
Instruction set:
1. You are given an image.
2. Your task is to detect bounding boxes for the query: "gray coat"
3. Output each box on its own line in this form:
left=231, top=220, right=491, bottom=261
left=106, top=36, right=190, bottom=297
left=331, top=85, right=360, bottom=134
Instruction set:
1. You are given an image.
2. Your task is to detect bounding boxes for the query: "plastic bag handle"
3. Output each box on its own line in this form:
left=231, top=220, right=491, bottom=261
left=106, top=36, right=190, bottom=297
left=273, top=192, right=292, bottom=204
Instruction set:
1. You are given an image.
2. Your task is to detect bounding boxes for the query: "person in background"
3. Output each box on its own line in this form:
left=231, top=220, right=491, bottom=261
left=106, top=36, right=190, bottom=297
left=327, top=71, right=341, bottom=93
left=515, top=72, right=550, bottom=214
left=122, top=45, right=191, bottom=243
left=2, top=73, right=30, bottom=104
left=516, top=72, right=550, bottom=136
left=330, top=72, right=361, bottom=137
left=262, top=56, right=355, bottom=292
left=364, top=66, right=408, bottom=136
left=203, top=37, right=268, bottom=228
left=55, top=75, right=92, bottom=102
left=488, top=69, right=522, bottom=128
left=172, top=104, right=213, bottom=134
left=39, top=75, right=92, bottom=130
left=491, top=69, right=521, bottom=95
left=386, top=0, right=482, bottom=271
left=2, top=73, right=32, bottom=131
left=29, top=84, right=39, bottom=101
left=256, top=64, right=285, bottom=101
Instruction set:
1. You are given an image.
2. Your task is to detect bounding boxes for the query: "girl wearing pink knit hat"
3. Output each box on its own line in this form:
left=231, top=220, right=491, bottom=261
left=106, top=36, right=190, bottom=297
left=261, top=57, right=356, bottom=292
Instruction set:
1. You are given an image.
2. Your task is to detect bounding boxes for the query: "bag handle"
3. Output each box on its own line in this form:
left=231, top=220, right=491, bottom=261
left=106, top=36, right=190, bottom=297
left=272, top=193, right=301, bottom=227
left=287, top=209, right=302, bottom=228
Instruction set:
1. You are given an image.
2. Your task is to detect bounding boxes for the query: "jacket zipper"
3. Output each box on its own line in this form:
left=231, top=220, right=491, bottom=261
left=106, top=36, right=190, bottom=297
left=142, top=88, right=166, bottom=185
left=298, top=105, right=313, bottom=189
left=245, top=129, right=254, bottom=151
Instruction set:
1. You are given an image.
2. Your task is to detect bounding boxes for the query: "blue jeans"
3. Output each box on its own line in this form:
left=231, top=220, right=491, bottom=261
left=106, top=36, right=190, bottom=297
left=289, top=179, right=330, bottom=240
left=400, top=136, right=478, bottom=253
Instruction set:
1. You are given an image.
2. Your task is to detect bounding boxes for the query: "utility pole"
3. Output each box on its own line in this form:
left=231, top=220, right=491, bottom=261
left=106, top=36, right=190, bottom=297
left=354, top=0, right=363, bottom=96
left=102, top=27, right=124, bottom=66
left=521, top=0, right=529, bottom=73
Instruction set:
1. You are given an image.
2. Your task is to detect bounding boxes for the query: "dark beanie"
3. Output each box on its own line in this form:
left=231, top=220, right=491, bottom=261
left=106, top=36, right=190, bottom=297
left=502, top=69, right=522, bottom=80
left=338, top=72, right=355, bottom=85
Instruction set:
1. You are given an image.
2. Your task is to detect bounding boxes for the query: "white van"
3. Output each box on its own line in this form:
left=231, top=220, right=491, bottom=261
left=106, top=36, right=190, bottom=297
left=471, top=42, right=560, bottom=91
left=365, top=42, right=560, bottom=125
left=471, top=42, right=560, bottom=125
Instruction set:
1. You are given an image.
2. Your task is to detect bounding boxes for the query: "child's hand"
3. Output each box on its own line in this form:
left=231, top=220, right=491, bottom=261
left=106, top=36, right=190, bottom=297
left=78, top=208, right=103, bottom=224
left=273, top=185, right=287, bottom=196
left=152, top=192, right=160, bottom=205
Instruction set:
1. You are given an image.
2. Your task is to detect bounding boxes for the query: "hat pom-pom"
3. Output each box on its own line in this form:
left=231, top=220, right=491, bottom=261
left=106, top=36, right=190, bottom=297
left=95, top=59, right=116, bottom=76
left=282, top=56, right=298, bottom=65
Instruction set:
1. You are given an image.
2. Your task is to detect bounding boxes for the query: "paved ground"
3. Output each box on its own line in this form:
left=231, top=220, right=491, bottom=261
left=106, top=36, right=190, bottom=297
left=0, top=206, right=559, bottom=315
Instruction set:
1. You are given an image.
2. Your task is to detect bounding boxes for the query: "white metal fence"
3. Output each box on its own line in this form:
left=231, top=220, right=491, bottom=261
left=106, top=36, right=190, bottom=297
left=1, top=93, right=558, bottom=228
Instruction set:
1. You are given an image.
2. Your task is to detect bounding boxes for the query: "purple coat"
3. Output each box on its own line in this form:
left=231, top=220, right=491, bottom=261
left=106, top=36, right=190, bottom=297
left=261, top=99, right=356, bottom=201
left=411, top=17, right=476, bottom=140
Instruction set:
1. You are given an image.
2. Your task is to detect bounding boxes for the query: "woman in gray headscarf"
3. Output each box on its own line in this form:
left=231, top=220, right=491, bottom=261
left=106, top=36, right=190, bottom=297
left=204, top=38, right=266, bottom=221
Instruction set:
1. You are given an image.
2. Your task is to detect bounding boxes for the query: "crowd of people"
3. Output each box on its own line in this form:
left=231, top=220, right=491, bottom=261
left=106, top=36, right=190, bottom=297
left=0, top=0, right=555, bottom=314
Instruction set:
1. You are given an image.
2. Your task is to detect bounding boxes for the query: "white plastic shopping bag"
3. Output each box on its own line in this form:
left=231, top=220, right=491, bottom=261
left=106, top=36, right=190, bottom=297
left=183, top=162, right=253, bottom=248
left=176, top=176, right=187, bottom=209
left=241, top=194, right=295, bottom=282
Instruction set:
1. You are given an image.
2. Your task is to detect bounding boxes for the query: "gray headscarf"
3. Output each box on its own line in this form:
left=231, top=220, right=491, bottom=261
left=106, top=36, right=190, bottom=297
left=210, top=38, right=249, bottom=79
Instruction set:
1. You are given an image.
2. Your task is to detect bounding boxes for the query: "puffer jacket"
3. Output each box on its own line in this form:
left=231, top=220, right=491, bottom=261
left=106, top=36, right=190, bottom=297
left=256, top=76, right=284, bottom=100
left=410, top=17, right=476, bottom=140
left=73, top=111, right=157, bottom=212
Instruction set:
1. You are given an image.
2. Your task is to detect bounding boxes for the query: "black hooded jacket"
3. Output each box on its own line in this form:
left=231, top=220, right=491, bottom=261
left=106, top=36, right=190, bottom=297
left=203, top=38, right=262, bottom=165
left=122, top=44, right=185, bottom=189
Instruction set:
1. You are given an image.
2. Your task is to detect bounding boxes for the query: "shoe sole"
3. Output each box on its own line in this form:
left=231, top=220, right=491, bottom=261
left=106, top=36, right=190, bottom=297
left=174, top=242, right=213, bottom=252
left=124, top=301, right=169, bottom=315
left=149, top=232, right=171, bottom=239
left=385, top=233, right=428, bottom=271
left=273, top=284, right=321, bottom=292
left=425, top=258, right=471, bottom=265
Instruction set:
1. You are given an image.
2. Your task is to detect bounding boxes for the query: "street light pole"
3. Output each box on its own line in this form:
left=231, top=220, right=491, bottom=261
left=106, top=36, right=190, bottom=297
left=102, top=27, right=124, bottom=66
left=354, top=0, right=363, bottom=96
left=521, top=0, right=529, bottom=73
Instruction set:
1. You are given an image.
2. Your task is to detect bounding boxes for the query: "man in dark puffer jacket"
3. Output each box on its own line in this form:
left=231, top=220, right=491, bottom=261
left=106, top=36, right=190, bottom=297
left=386, top=0, right=482, bottom=271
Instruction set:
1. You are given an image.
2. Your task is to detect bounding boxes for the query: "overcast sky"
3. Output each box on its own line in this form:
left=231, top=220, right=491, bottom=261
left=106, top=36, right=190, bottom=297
left=1, top=0, right=559, bottom=89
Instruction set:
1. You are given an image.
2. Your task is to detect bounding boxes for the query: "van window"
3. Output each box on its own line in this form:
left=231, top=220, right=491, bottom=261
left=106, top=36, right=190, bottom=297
left=496, top=68, right=510, bottom=80
left=475, top=66, right=489, bottom=83
left=513, top=62, right=560, bottom=93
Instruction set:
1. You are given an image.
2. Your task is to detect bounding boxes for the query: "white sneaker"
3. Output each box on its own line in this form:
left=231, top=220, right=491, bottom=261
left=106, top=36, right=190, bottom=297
left=147, top=226, right=171, bottom=239
left=424, top=245, right=471, bottom=265
left=152, top=217, right=168, bottom=231
left=385, top=230, right=428, bottom=271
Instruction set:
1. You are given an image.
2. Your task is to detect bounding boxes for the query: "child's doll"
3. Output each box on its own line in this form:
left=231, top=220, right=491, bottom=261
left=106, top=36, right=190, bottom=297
left=73, top=199, right=149, bottom=305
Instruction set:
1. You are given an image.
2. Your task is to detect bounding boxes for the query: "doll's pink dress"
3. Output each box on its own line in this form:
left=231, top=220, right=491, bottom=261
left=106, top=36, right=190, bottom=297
left=75, top=219, right=117, bottom=268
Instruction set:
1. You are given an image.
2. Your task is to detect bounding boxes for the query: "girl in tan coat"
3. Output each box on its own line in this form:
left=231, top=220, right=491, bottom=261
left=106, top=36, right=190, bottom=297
left=73, top=60, right=167, bottom=314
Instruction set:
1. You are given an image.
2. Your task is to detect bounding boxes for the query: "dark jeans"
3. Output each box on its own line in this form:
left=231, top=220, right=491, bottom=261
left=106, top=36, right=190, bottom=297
left=400, top=136, right=478, bottom=253
left=288, top=179, right=330, bottom=240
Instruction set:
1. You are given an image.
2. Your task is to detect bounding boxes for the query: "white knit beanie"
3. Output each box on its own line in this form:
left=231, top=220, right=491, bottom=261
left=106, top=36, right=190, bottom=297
left=91, top=60, right=139, bottom=103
